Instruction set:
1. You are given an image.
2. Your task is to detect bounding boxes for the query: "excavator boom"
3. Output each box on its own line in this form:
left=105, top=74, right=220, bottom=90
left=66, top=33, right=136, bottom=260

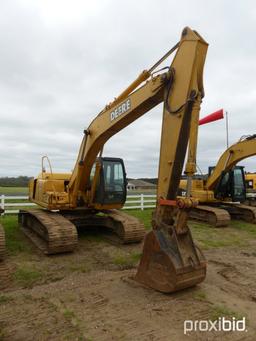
left=206, top=135, right=256, bottom=189
left=135, top=27, right=208, bottom=292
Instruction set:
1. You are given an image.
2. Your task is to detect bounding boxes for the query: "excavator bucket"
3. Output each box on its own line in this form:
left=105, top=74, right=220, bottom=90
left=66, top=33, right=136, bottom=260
left=135, top=227, right=206, bottom=293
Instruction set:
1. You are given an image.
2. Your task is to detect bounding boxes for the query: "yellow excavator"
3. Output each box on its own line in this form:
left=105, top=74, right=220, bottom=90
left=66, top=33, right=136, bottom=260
left=179, top=134, right=256, bottom=227
left=19, top=27, right=208, bottom=293
left=245, top=173, right=256, bottom=190
left=245, top=172, right=256, bottom=205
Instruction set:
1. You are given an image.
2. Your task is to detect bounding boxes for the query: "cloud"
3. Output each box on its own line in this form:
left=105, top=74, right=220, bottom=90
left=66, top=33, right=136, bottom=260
left=1, top=0, right=256, bottom=178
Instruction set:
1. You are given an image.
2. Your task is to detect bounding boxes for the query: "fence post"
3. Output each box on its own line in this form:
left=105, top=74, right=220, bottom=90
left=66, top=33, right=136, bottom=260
left=1, top=195, right=4, bottom=215
left=140, top=193, right=144, bottom=211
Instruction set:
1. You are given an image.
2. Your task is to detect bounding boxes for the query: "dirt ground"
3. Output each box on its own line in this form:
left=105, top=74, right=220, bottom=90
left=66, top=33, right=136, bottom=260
left=1, top=216, right=256, bottom=340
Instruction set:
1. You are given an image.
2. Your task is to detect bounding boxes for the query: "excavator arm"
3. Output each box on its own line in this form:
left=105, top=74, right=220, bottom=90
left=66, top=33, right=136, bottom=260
left=206, top=135, right=256, bottom=190
left=135, top=28, right=208, bottom=292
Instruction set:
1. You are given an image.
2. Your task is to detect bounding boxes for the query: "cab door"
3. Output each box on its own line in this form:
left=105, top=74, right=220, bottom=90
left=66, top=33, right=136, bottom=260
left=92, top=157, right=127, bottom=207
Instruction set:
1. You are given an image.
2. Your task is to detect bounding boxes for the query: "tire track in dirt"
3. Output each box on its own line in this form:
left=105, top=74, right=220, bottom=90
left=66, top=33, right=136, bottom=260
left=1, top=240, right=256, bottom=340
left=1, top=267, right=256, bottom=341
left=207, top=251, right=256, bottom=302
left=0, top=294, right=82, bottom=341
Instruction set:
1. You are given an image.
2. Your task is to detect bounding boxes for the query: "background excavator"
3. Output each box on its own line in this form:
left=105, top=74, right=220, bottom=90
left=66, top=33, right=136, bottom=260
left=19, top=27, right=208, bottom=293
left=245, top=172, right=256, bottom=204
left=179, top=134, right=256, bottom=227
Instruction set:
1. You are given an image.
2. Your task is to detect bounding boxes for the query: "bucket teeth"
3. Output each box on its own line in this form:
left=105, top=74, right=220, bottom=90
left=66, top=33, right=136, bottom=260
left=135, top=229, right=206, bottom=293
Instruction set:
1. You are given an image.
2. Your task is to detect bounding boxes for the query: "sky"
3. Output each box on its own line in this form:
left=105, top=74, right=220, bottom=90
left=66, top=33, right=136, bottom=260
left=1, top=0, right=256, bottom=178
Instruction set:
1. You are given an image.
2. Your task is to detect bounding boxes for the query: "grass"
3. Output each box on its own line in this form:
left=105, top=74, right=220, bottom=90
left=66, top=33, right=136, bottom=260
left=13, top=266, right=43, bottom=287
left=193, top=290, right=207, bottom=302
left=0, top=323, right=5, bottom=341
left=113, top=251, right=142, bottom=268
left=62, top=308, right=82, bottom=336
left=127, top=209, right=256, bottom=249
left=0, top=215, right=32, bottom=255
left=124, top=209, right=152, bottom=230
left=69, top=264, right=91, bottom=273
left=0, top=187, right=28, bottom=195
left=210, top=304, right=246, bottom=321
left=0, top=295, right=13, bottom=304
left=189, top=221, right=247, bottom=249
left=231, top=220, right=256, bottom=237
left=63, top=309, right=76, bottom=320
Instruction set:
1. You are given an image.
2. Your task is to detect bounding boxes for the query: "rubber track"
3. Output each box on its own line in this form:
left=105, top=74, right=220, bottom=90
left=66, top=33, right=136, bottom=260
left=237, top=204, right=256, bottom=223
left=107, top=210, right=146, bottom=243
left=19, top=209, right=78, bottom=255
left=223, top=204, right=256, bottom=223
left=189, top=205, right=230, bottom=227
left=0, top=261, right=10, bottom=289
left=0, top=224, right=6, bottom=261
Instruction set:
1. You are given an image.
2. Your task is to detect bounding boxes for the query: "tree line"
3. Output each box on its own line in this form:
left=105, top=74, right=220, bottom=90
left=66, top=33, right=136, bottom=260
left=0, top=176, right=32, bottom=187
left=0, top=176, right=159, bottom=187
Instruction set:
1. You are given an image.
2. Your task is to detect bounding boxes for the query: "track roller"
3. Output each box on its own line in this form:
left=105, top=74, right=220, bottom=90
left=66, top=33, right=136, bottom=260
left=62, top=209, right=145, bottom=244
left=19, top=209, right=78, bottom=255
left=189, top=205, right=230, bottom=227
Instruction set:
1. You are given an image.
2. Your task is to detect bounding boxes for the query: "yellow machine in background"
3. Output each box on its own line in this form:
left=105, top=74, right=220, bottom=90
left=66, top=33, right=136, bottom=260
left=179, top=134, right=256, bottom=226
left=245, top=172, right=256, bottom=205
left=245, top=173, right=256, bottom=190
left=19, top=27, right=208, bottom=293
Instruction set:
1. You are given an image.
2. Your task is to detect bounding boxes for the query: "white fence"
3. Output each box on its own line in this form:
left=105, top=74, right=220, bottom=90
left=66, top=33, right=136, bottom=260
left=0, top=195, right=36, bottom=214
left=124, top=194, right=156, bottom=210
left=0, top=194, right=157, bottom=215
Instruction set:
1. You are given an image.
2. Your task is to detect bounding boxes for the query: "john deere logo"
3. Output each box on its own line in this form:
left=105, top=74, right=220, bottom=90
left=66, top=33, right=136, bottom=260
left=110, top=98, right=131, bottom=121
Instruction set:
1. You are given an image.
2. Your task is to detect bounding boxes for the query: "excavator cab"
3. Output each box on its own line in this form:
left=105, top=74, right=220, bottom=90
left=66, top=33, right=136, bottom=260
left=91, top=157, right=127, bottom=206
left=214, top=166, right=246, bottom=202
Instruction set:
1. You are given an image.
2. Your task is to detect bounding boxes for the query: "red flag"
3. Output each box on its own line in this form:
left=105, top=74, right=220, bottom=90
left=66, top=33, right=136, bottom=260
left=199, top=109, right=224, bottom=126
